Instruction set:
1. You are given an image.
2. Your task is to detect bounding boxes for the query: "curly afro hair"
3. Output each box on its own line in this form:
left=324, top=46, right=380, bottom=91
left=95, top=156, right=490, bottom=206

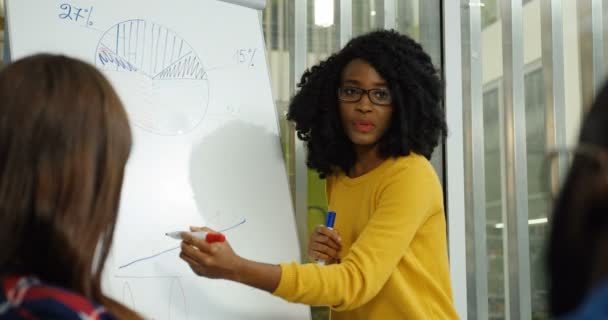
left=287, top=29, right=446, bottom=178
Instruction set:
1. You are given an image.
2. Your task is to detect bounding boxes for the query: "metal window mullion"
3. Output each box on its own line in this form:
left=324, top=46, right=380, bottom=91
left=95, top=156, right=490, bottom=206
left=384, top=0, right=396, bottom=29
left=540, top=0, right=568, bottom=192
left=604, top=2, right=608, bottom=77
left=293, top=0, right=308, bottom=262
left=591, top=0, right=605, bottom=92
left=419, top=0, right=443, bottom=179
left=4, top=0, right=10, bottom=64
left=443, top=0, right=468, bottom=318
left=262, top=6, right=269, bottom=49
left=578, top=1, right=593, bottom=111
left=278, top=1, right=285, bottom=50
left=464, top=1, right=489, bottom=319
left=460, top=5, right=476, bottom=318
left=500, top=0, right=532, bottom=319
left=498, top=79, right=512, bottom=320
left=577, top=0, right=605, bottom=111
left=419, top=0, right=442, bottom=68
left=339, top=0, right=352, bottom=47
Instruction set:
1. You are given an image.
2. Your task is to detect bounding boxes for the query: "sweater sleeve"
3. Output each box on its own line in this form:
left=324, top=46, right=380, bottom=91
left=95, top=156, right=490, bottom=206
left=273, top=160, right=437, bottom=310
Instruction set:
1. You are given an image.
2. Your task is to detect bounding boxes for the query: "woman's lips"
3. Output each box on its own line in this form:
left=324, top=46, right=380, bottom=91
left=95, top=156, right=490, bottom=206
left=354, top=121, right=375, bottom=133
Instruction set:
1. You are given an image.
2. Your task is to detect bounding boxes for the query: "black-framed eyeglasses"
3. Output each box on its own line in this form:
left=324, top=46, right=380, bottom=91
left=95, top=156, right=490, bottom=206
left=338, top=86, right=392, bottom=106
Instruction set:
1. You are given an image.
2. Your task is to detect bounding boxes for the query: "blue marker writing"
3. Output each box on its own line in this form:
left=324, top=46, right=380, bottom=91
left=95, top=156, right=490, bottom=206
left=317, top=211, right=337, bottom=266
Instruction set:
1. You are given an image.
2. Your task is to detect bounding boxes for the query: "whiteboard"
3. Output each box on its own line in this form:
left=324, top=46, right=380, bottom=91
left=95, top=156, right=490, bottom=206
left=5, top=1, right=310, bottom=319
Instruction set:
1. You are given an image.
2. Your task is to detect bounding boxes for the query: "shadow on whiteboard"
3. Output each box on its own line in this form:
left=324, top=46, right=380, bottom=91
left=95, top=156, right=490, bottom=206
left=189, top=120, right=285, bottom=237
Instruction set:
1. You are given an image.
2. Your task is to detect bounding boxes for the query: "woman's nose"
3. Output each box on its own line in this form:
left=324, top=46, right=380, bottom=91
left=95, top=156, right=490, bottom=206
left=355, top=94, right=373, bottom=112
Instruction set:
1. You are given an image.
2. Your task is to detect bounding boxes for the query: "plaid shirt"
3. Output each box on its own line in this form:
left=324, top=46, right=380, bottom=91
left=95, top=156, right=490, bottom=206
left=0, top=275, right=116, bottom=320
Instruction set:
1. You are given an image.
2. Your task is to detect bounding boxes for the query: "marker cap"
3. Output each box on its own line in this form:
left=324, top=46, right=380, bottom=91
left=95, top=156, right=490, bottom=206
left=326, top=211, right=336, bottom=228
left=204, top=232, right=226, bottom=243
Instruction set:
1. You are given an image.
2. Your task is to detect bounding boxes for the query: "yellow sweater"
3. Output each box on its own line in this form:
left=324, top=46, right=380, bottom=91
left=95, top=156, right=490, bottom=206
left=273, top=154, right=458, bottom=319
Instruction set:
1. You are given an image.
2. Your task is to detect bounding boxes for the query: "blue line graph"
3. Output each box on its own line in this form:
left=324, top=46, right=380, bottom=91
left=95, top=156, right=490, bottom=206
left=118, top=218, right=247, bottom=269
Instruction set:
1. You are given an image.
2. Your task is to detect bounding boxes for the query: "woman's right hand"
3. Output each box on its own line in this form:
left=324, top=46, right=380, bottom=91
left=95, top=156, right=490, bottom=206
left=308, top=225, right=342, bottom=264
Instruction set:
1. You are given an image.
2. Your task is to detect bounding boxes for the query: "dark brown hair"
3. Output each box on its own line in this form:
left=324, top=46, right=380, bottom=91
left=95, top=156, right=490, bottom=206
left=0, top=54, right=140, bottom=319
left=547, top=82, right=608, bottom=317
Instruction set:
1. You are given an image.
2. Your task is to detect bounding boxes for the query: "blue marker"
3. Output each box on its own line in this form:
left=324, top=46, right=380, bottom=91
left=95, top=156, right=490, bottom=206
left=317, top=211, right=337, bottom=266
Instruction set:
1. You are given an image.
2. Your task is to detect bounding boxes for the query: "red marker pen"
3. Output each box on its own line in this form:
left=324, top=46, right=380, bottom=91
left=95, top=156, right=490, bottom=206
left=165, top=231, right=226, bottom=243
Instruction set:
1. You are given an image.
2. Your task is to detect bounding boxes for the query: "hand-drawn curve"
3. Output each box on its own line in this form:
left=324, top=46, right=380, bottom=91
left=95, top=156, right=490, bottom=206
left=121, top=281, right=136, bottom=310
left=95, top=19, right=209, bottom=135
left=169, top=278, right=188, bottom=320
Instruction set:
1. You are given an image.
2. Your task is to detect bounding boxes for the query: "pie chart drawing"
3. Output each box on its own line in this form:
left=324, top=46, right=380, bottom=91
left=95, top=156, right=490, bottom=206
left=95, top=19, right=209, bottom=135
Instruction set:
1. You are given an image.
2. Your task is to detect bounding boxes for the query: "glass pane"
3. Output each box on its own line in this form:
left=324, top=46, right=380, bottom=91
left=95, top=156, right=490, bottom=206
left=524, top=67, right=549, bottom=319
left=306, top=0, right=340, bottom=234
left=480, top=2, right=506, bottom=318
left=353, top=0, right=385, bottom=37
left=483, top=86, right=506, bottom=320
left=308, top=0, right=339, bottom=65
left=394, top=0, right=444, bottom=178
left=522, top=1, right=549, bottom=319
left=561, top=1, right=582, bottom=147
left=395, top=0, right=417, bottom=37
left=481, top=0, right=499, bottom=29
left=262, top=1, right=295, bottom=196
left=463, top=0, right=608, bottom=318
left=307, top=2, right=340, bottom=319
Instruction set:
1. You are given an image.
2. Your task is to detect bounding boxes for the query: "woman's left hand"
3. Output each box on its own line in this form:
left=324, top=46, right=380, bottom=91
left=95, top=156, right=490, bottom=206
left=179, top=227, right=242, bottom=281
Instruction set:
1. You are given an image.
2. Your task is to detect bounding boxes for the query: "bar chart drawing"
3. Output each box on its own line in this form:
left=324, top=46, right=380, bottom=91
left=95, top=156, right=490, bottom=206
left=95, top=19, right=209, bottom=135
